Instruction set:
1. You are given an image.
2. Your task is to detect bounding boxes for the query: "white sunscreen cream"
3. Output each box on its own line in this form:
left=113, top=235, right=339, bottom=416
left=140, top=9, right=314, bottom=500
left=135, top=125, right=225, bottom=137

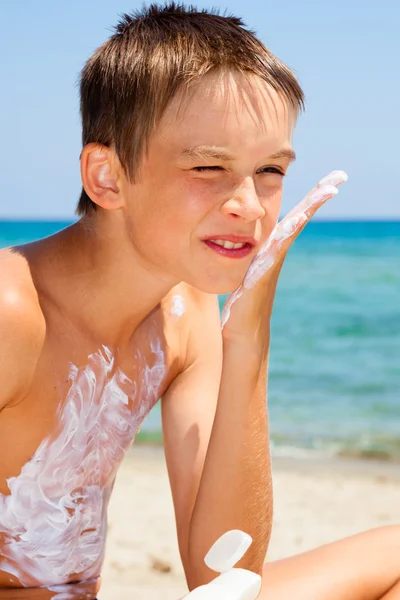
left=221, top=170, right=348, bottom=329
left=171, top=294, right=185, bottom=318
left=0, top=330, right=166, bottom=588
left=183, top=530, right=262, bottom=600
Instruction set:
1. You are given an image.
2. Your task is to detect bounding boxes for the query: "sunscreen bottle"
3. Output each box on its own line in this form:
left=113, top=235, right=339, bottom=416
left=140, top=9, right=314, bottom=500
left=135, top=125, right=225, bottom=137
left=183, top=530, right=262, bottom=599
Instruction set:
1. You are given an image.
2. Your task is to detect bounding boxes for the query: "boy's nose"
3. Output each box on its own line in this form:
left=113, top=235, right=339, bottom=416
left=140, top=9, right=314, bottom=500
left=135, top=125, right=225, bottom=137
left=221, top=178, right=265, bottom=222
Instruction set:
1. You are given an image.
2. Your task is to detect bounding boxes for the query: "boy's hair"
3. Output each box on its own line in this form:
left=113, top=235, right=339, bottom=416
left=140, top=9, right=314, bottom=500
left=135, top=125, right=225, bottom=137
left=77, top=2, right=305, bottom=215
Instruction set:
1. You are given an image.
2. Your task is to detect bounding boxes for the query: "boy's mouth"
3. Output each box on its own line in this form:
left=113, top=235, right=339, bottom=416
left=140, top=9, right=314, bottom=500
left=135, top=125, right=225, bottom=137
left=202, top=235, right=256, bottom=259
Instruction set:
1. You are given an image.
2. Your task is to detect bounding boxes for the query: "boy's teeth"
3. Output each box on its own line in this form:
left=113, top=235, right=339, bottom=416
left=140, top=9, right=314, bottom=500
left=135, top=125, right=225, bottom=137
left=211, top=239, right=246, bottom=249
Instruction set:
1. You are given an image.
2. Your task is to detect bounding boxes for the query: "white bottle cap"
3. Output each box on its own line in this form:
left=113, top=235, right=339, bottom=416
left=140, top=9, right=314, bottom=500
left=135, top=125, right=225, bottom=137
left=182, top=531, right=261, bottom=599
left=204, top=530, right=253, bottom=573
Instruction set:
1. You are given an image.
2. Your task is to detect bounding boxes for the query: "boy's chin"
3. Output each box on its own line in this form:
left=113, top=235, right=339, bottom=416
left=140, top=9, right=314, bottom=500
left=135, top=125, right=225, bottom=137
left=189, top=276, right=242, bottom=296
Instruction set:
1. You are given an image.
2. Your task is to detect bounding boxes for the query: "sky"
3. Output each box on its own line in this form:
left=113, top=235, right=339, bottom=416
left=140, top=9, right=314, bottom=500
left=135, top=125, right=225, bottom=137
left=0, top=0, right=399, bottom=220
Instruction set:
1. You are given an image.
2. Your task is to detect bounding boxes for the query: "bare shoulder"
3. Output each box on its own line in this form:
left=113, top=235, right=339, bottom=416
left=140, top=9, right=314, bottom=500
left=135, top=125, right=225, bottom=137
left=162, top=283, right=222, bottom=367
left=163, top=282, right=220, bottom=327
left=0, top=248, right=46, bottom=409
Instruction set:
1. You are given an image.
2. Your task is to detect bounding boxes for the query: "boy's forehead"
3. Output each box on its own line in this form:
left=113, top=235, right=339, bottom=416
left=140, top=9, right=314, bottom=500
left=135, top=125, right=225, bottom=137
left=157, top=71, right=295, bottom=149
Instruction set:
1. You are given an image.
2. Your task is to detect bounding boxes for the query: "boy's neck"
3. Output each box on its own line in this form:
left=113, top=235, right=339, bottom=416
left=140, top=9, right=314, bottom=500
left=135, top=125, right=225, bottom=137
left=25, top=214, right=178, bottom=348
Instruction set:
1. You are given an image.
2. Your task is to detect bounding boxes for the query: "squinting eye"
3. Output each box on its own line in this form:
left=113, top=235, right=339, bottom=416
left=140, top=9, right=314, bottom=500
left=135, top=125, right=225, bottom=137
left=257, top=166, right=285, bottom=176
left=193, top=166, right=223, bottom=172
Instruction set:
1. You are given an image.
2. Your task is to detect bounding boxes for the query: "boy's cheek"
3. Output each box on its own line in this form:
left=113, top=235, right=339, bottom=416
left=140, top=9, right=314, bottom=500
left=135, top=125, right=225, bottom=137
left=260, top=205, right=282, bottom=243
left=263, top=189, right=283, bottom=221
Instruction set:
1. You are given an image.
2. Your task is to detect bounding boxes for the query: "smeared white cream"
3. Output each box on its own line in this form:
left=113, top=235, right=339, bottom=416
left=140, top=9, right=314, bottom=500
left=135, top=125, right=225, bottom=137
left=319, top=170, right=348, bottom=187
left=221, top=171, right=348, bottom=329
left=0, top=334, right=165, bottom=590
left=171, top=294, right=185, bottom=318
left=48, top=579, right=98, bottom=600
left=220, top=287, right=244, bottom=329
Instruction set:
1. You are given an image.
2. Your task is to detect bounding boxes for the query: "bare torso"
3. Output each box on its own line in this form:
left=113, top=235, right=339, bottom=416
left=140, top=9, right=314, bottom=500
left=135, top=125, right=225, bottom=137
left=0, top=246, right=189, bottom=599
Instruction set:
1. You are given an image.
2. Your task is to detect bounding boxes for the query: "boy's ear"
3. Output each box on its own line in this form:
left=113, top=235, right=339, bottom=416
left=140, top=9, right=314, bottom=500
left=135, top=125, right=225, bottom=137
left=80, top=143, right=124, bottom=210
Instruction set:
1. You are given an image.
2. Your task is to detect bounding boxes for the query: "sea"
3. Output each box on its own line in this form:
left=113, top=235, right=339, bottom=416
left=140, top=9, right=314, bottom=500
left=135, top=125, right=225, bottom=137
left=1, top=219, right=399, bottom=462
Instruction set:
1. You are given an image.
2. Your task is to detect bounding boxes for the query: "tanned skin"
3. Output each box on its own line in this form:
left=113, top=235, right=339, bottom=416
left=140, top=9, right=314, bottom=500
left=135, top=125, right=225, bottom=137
left=0, top=71, right=399, bottom=599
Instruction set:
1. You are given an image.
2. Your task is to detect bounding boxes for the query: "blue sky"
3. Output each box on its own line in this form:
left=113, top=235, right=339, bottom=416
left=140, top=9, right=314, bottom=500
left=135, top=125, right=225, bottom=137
left=0, top=0, right=399, bottom=219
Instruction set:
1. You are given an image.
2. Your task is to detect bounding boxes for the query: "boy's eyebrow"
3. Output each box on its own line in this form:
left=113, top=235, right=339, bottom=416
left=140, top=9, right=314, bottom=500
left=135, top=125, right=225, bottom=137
left=181, top=145, right=235, bottom=161
left=269, top=148, right=297, bottom=162
left=181, top=145, right=296, bottom=162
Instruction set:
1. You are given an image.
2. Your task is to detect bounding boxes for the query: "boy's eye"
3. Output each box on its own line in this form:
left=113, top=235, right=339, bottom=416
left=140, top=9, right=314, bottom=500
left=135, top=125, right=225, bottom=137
left=192, top=166, right=285, bottom=175
left=193, top=166, right=223, bottom=172
left=257, top=166, right=285, bottom=176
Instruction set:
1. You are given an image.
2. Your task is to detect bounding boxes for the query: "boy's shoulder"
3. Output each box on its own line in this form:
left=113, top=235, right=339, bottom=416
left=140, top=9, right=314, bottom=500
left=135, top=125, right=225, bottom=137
left=0, top=248, right=46, bottom=409
left=0, top=246, right=43, bottom=310
left=161, top=282, right=222, bottom=370
left=162, top=281, right=220, bottom=326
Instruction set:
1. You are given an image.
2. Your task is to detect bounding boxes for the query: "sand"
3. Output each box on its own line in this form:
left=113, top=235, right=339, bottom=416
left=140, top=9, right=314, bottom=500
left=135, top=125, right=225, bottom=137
left=98, top=446, right=400, bottom=600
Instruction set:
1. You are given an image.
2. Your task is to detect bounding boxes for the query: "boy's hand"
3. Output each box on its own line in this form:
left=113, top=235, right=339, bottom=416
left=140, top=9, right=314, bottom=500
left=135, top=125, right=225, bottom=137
left=221, top=170, right=348, bottom=341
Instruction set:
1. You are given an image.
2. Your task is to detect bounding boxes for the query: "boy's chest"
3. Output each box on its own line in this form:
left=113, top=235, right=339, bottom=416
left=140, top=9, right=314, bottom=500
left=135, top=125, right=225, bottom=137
left=0, top=308, right=183, bottom=495
left=0, top=305, right=186, bottom=588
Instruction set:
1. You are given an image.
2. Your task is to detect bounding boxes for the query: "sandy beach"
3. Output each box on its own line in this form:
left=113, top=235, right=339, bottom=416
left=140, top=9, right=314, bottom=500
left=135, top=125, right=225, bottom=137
left=97, top=445, right=400, bottom=599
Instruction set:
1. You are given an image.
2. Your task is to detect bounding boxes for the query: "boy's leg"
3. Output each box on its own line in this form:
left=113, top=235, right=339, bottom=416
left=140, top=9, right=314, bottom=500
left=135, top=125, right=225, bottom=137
left=259, top=525, right=400, bottom=600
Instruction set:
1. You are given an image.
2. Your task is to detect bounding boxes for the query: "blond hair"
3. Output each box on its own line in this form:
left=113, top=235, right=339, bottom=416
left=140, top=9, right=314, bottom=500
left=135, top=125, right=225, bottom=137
left=77, top=2, right=305, bottom=215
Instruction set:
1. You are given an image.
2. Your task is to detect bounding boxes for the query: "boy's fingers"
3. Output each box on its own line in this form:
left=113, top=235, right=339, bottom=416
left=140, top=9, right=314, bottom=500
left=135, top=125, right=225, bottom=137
left=265, top=185, right=337, bottom=259
left=242, top=188, right=335, bottom=289
left=242, top=170, right=348, bottom=289
left=284, top=170, right=348, bottom=222
left=273, top=170, right=348, bottom=246
left=319, top=170, right=348, bottom=187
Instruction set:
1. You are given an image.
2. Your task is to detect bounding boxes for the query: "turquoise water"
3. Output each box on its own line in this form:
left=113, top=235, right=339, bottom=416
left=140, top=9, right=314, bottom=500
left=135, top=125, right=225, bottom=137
left=1, top=220, right=399, bottom=460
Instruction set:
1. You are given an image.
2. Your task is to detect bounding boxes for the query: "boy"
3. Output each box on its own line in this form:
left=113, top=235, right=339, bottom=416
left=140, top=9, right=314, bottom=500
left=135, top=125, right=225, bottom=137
left=0, top=4, right=399, bottom=599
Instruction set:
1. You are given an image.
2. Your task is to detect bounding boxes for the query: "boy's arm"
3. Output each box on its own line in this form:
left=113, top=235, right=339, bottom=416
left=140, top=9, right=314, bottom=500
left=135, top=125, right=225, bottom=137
left=162, top=171, right=347, bottom=592
left=161, top=291, right=272, bottom=591
left=0, top=278, right=45, bottom=410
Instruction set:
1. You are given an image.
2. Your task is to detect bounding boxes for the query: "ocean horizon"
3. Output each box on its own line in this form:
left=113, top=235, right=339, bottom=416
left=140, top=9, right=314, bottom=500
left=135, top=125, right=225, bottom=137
left=1, top=219, right=399, bottom=461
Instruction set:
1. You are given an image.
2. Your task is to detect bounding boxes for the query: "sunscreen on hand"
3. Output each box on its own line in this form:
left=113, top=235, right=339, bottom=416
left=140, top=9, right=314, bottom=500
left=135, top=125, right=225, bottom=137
left=183, top=530, right=262, bottom=599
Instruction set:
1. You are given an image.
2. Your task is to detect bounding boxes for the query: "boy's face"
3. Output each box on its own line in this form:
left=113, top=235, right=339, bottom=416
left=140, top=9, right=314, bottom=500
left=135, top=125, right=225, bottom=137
left=121, top=70, right=296, bottom=294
